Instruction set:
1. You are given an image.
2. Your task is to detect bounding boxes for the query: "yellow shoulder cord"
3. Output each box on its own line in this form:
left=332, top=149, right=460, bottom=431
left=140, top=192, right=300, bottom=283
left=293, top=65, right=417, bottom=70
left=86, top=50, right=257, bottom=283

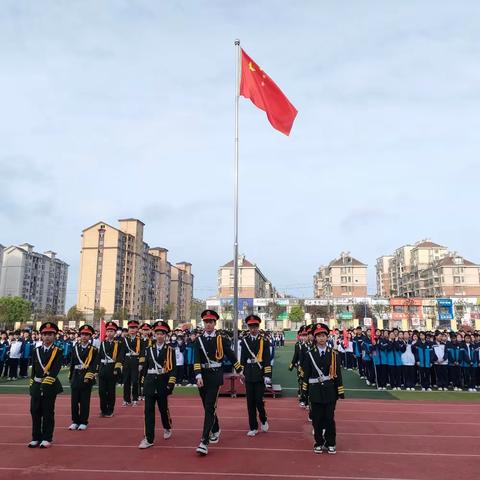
left=163, top=346, right=172, bottom=372
left=215, top=335, right=224, bottom=360
left=82, top=346, right=94, bottom=369
left=44, top=347, right=58, bottom=375
left=329, top=350, right=337, bottom=378
left=136, top=336, right=140, bottom=354
left=256, top=338, right=264, bottom=361
left=112, top=341, right=118, bottom=361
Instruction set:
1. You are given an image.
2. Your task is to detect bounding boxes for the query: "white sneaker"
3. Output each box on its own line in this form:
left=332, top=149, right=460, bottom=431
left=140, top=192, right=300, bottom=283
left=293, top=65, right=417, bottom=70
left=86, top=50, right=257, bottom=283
left=68, top=423, right=79, bottom=430
left=27, top=441, right=39, bottom=448
left=163, top=429, right=172, bottom=440
left=366, top=380, right=370, bottom=385
left=247, top=430, right=258, bottom=437
left=209, top=429, right=221, bottom=444
left=138, top=438, right=153, bottom=449
left=427, top=388, right=432, bottom=392
left=122, top=401, right=130, bottom=407
left=196, top=442, right=208, bottom=455
left=261, top=421, right=269, bottom=432
left=422, top=388, right=426, bottom=391
left=77, top=424, right=87, bottom=431
left=132, top=401, right=138, bottom=407
left=39, top=440, right=51, bottom=448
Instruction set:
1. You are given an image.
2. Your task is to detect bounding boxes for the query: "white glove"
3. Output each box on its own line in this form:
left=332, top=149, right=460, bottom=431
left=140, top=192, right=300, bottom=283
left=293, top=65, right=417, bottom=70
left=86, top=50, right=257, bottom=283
left=264, top=377, right=272, bottom=387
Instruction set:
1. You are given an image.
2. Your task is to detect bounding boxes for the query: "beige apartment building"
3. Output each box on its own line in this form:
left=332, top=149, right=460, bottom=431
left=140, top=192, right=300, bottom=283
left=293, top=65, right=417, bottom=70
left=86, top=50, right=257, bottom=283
left=376, top=240, right=480, bottom=297
left=376, top=255, right=393, bottom=297
left=218, top=255, right=274, bottom=298
left=77, top=219, right=193, bottom=323
left=314, top=252, right=368, bottom=297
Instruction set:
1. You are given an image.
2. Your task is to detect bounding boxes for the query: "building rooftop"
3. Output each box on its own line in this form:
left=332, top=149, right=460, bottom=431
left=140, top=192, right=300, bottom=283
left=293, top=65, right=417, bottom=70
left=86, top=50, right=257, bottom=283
left=222, top=257, right=255, bottom=268
left=118, top=218, right=145, bottom=225
left=415, top=240, right=446, bottom=248
left=329, top=254, right=366, bottom=267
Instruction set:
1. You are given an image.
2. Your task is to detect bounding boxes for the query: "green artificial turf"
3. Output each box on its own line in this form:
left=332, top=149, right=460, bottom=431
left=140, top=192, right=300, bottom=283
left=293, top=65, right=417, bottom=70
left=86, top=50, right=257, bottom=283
left=1, top=343, right=480, bottom=402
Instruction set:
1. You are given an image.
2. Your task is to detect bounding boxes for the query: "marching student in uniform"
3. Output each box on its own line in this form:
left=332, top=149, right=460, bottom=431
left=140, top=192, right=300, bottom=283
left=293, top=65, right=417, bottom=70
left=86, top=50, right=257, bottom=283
left=138, top=323, right=153, bottom=401
left=413, top=331, right=436, bottom=391
left=302, top=324, right=344, bottom=455
left=289, top=326, right=306, bottom=403
left=122, top=320, right=144, bottom=406
left=432, top=331, right=449, bottom=390
left=68, top=324, right=98, bottom=431
left=138, top=321, right=177, bottom=449
left=241, top=315, right=272, bottom=437
left=460, top=334, right=477, bottom=392
left=97, top=321, right=124, bottom=417
left=447, top=333, right=462, bottom=390
left=28, top=322, right=63, bottom=449
left=401, top=331, right=416, bottom=390
left=193, top=310, right=243, bottom=456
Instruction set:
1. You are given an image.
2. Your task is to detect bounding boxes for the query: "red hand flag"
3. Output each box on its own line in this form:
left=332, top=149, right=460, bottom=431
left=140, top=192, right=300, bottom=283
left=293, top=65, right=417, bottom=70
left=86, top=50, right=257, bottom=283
left=100, top=319, right=106, bottom=341
left=370, top=321, right=376, bottom=346
left=240, top=49, right=298, bottom=136
left=342, top=325, right=349, bottom=349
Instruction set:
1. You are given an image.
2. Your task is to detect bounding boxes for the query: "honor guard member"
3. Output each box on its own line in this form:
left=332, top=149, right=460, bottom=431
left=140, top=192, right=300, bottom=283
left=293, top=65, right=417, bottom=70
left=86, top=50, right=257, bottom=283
left=97, top=321, right=124, bottom=417
left=122, top=320, right=144, bottom=406
left=139, top=323, right=153, bottom=400
left=289, top=326, right=306, bottom=400
left=241, top=315, right=272, bottom=436
left=302, top=324, right=344, bottom=455
left=138, top=321, right=177, bottom=449
left=68, top=324, right=98, bottom=431
left=28, top=322, right=63, bottom=448
left=194, top=309, right=243, bottom=456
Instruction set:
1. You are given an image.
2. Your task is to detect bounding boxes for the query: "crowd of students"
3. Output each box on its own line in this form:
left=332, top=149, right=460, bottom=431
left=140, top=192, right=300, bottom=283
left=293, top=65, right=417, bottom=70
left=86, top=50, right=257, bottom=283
left=0, top=324, right=284, bottom=387
left=336, top=327, right=480, bottom=392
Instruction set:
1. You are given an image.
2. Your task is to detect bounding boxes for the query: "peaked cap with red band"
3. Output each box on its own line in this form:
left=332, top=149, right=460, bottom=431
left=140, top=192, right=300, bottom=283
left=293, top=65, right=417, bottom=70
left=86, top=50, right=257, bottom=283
left=245, top=314, right=261, bottom=326
left=127, top=320, right=140, bottom=328
left=201, top=309, right=219, bottom=321
left=105, top=321, right=118, bottom=332
left=79, top=324, right=95, bottom=336
left=314, top=323, right=330, bottom=336
left=140, top=323, right=152, bottom=331
left=40, top=322, right=59, bottom=334
left=152, top=321, right=171, bottom=334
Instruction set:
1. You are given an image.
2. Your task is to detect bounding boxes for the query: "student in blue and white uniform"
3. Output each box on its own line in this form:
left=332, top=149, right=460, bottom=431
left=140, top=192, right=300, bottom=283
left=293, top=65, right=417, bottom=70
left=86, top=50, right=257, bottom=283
left=413, top=331, right=436, bottom=391
left=460, top=334, right=477, bottom=392
left=432, top=331, right=449, bottom=390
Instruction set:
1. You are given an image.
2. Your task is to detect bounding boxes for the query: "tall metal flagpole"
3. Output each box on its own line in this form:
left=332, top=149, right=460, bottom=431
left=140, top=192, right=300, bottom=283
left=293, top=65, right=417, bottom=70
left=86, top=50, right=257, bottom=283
left=233, top=39, right=241, bottom=354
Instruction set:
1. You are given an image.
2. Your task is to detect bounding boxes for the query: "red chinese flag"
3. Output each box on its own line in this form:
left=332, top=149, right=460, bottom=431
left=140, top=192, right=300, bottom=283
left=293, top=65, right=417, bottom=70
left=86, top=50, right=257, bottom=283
left=100, top=319, right=106, bottom=341
left=343, top=326, right=349, bottom=348
left=370, top=322, right=376, bottom=346
left=240, top=49, right=298, bottom=136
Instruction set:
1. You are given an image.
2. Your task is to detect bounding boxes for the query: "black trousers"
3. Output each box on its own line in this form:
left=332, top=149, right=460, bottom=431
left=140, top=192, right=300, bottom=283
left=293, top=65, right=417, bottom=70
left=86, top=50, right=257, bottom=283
left=435, top=365, right=448, bottom=388
left=176, top=365, right=185, bottom=384
left=8, top=358, right=19, bottom=378
left=311, top=401, right=336, bottom=447
left=19, top=358, right=30, bottom=377
left=185, top=364, right=195, bottom=384
left=198, top=385, right=220, bottom=444
left=30, top=393, right=57, bottom=442
left=449, top=366, right=462, bottom=388
left=71, top=385, right=93, bottom=425
left=123, top=361, right=139, bottom=402
left=419, top=367, right=431, bottom=388
left=144, top=393, right=171, bottom=443
left=99, top=373, right=117, bottom=415
left=463, top=367, right=476, bottom=389
left=356, top=357, right=364, bottom=377
left=377, top=365, right=388, bottom=388
left=403, top=366, right=416, bottom=388
left=245, top=381, right=267, bottom=430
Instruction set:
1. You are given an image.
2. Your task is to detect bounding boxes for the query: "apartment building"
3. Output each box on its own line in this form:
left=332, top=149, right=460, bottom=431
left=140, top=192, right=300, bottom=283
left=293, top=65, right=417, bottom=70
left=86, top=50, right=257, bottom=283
left=314, top=252, right=368, bottom=297
left=77, top=219, right=193, bottom=323
left=0, top=244, right=68, bottom=314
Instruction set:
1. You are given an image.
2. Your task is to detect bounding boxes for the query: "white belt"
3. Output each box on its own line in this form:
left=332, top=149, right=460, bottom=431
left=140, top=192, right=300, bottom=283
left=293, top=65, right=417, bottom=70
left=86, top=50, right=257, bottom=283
left=147, top=368, right=165, bottom=375
left=34, top=377, right=42, bottom=383
left=74, top=365, right=85, bottom=370
left=201, top=362, right=222, bottom=369
left=247, top=359, right=261, bottom=364
left=100, top=359, right=114, bottom=364
left=309, top=376, right=331, bottom=384
left=125, top=353, right=139, bottom=357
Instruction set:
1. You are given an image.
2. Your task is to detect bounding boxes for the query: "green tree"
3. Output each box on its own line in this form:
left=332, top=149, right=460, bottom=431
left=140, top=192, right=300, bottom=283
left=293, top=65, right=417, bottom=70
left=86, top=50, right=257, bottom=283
left=161, top=303, right=174, bottom=320
left=0, top=296, right=32, bottom=329
left=288, top=304, right=305, bottom=323
left=66, top=305, right=85, bottom=323
left=112, top=307, right=129, bottom=322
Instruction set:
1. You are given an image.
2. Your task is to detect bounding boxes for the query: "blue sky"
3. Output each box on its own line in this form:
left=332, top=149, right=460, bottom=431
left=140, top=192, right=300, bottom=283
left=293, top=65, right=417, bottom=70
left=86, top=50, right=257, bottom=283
left=1, top=1, right=479, bottom=307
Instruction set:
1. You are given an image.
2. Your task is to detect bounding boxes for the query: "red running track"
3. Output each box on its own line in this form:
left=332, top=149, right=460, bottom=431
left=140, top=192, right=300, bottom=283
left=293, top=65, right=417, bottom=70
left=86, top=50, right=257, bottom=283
left=0, top=394, right=478, bottom=480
